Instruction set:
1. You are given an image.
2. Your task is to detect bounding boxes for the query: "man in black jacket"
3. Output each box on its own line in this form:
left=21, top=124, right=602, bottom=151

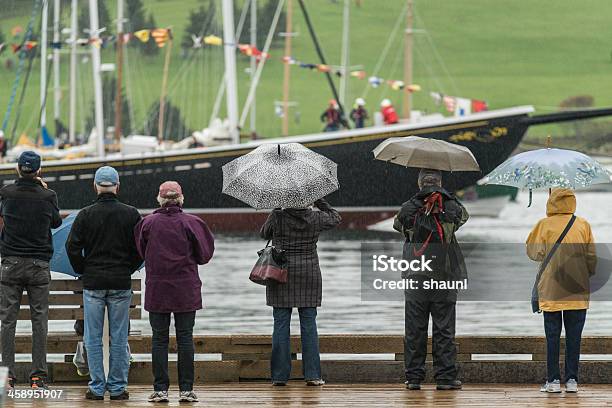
left=0, top=151, right=62, bottom=390
left=66, top=166, right=142, bottom=401
left=393, top=168, right=468, bottom=391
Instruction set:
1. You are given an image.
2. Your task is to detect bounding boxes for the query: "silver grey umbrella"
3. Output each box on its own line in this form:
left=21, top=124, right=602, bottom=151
left=373, top=136, right=480, bottom=172
left=222, top=143, right=339, bottom=209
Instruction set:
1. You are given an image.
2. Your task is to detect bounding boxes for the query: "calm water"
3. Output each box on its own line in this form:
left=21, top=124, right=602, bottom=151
left=42, top=191, right=612, bottom=336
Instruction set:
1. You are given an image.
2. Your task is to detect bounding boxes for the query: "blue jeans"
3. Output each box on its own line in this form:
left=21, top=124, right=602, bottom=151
left=543, top=309, right=587, bottom=382
left=83, top=290, right=132, bottom=396
left=271, top=307, right=321, bottom=382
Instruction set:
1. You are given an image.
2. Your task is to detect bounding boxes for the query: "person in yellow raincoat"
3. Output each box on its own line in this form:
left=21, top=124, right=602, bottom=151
left=526, top=188, right=597, bottom=394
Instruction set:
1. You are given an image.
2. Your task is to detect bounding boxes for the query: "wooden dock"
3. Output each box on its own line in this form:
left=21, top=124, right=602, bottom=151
left=4, top=384, right=612, bottom=407
left=10, top=334, right=612, bottom=384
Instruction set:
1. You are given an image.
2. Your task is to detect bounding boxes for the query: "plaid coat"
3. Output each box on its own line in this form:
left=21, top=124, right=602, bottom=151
left=260, top=199, right=341, bottom=308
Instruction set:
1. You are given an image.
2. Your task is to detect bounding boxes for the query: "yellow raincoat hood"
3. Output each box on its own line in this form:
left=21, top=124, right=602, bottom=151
left=527, top=188, right=596, bottom=312
left=546, top=188, right=576, bottom=216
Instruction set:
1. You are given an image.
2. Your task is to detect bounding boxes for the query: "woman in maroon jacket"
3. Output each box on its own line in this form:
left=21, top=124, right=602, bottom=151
left=134, top=181, right=214, bottom=403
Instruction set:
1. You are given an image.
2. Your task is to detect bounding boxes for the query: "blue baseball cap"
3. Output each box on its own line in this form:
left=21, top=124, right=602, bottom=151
left=94, top=166, right=119, bottom=186
left=18, top=151, right=41, bottom=174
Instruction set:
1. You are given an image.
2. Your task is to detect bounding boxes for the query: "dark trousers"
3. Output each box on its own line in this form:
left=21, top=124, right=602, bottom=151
left=271, top=307, right=321, bottom=382
left=404, top=300, right=457, bottom=383
left=543, top=309, right=587, bottom=383
left=149, top=311, right=196, bottom=392
left=0, top=257, right=50, bottom=380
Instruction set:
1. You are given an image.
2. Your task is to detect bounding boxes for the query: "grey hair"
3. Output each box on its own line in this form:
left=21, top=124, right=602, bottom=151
left=418, top=168, right=442, bottom=189
left=157, top=194, right=184, bottom=207
left=95, top=184, right=119, bottom=194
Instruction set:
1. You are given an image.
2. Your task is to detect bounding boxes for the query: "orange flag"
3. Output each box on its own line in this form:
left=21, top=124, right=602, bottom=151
left=151, top=29, right=171, bottom=48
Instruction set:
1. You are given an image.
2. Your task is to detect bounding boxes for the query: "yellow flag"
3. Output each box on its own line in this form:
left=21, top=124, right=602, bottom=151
left=204, top=35, right=223, bottom=46
left=133, top=29, right=150, bottom=43
left=17, top=133, right=35, bottom=146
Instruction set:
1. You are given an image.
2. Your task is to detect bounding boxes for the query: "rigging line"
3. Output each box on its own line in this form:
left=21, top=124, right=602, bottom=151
left=138, top=7, right=220, bottom=133
left=163, top=7, right=217, bottom=98
left=297, top=0, right=348, bottom=127
left=126, top=46, right=146, bottom=131
left=37, top=55, right=54, bottom=145
left=380, top=40, right=404, bottom=101
left=210, top=0, right=250, bottom=125
left=122, top=46, right=137, bottom=133
left=414, top=41, right=446, bottom=95
left=239, top=0, right=285, bottom=128
left=10, top=46, right=38, bottom=142
left=414, top=9, right=460, bottom=96
left=2, top=0, right=43, bottom=132
left=361, top=1, right=407, bottom=99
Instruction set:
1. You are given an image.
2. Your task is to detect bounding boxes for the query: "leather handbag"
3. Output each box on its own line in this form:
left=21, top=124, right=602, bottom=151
left=249, top=239, right=288, bottom=286
left=531, top=215, right=576, bottom=313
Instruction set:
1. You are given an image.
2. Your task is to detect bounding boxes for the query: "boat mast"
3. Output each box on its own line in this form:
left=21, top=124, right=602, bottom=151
left=114, top=0, right=124, bottom=141
left=339, top=0, right=350, bottom=107
left=157, top=30, right=173, bottom=142
left=297, top=0, right=348, bottom=128
left=52, top=0, right=61, bottom=126
left=40, top=0, right=48, bottom=130
left=281, top=0, right=292, bottom=136
left=221, top=0, right=240, bottom=144
left=249, top=0, right=257, bottom=135
left=402, top=0, right=414, bottom=119
left=89, top=0, right=105, bottom=156
left=68, top=0, right=77, bottom=143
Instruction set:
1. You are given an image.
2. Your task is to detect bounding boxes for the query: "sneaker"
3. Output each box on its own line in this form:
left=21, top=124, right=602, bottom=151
left=272, top=381, right=287, bottom=386
left=541, top=379, right=561, bottom=393
left=30, top=377, right=48, bottom=390
left=179, top=391, right=199, bottom=402
left=85, top=389, right=104, bottom=400
left=404, top=381, right=421, bottom=390
left=75, top=366, right=89, bottom=377
left=110, top=390, right=130, bottom=400
left=436, top=380, right=462, bottom=390
left=148, top=390, right=169, bottom=402
left=566, top=379, right=578, bottom=393
left=306, top=379, right=325, bottom=386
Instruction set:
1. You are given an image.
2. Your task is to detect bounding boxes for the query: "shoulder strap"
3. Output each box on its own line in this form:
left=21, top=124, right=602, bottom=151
left=538, top=215, right=577, bottom=275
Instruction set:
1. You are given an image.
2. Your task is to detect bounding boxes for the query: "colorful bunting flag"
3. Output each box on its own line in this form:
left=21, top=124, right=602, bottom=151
left=350, top=70, right=366, bottom=80
left=89, top=38, right=102, bottom=48
left=443, top=96, right=456, bottom=113
left=151, top=28, right=171, bottom=47
left=11, top=26, right=23, bottom=37
left=203, top=35, right=223, bottom=46
left=430, top=91, right=443, bottom=105
left=191, top=35, right=204, bottom=48
left=368, top=76, right=383, bottom=88
left=389, top=80, right=405, bottom=90
left=317, top=64, right=330, bottom=73
left=11, top=41, right=37, bottom=53
left=133, top=29, right=150, bottom=43
left=472, top=99, right=488, bottom=113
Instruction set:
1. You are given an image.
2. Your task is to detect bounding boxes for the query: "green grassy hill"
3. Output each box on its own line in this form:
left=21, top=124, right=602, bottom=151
left=2, top=0, right=612, bottom=144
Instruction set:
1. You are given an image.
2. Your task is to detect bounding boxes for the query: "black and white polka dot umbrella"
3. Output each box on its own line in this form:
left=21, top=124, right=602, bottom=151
left=222, top=143, right=339, bottom=209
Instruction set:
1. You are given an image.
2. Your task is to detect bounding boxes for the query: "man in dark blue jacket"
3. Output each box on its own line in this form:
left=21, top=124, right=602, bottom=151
left=0, top=151, right=62, bottom=390
left=66, top=166, right=142, bottom=401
